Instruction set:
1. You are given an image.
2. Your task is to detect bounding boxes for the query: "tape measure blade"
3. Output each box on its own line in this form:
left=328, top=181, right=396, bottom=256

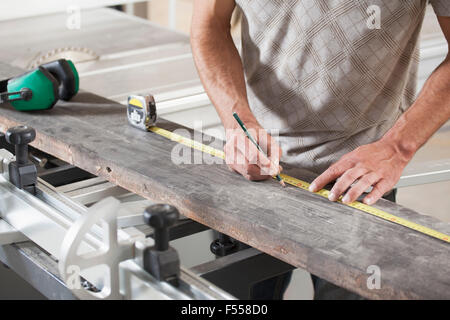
left=148, top=126, right=450, bottom=244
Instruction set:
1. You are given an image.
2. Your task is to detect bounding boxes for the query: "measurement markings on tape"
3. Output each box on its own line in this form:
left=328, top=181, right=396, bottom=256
left=148, top=126, right=450, bottom=244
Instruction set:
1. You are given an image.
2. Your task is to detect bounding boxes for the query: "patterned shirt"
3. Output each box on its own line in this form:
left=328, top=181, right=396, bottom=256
left=235, top=0, right=450, bottom=174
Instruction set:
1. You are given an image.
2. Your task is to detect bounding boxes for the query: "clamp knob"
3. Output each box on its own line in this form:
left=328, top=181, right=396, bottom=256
left=143, top=204, right=180, bottom=286
left=5, top=126, right=36, bottom=165
left=210, top=233, right=239, bottom=257
left=18, top=88, right=33, bottom=101
left=144, top=204, right=179, bottom=251
left=5, top=126, right=37, bottom=193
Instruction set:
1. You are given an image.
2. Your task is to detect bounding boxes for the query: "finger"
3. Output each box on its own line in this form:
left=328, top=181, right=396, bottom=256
left=227, top=130, right=281, bottom=177
left=244, top=165, right=272, bottom=181
left=225, top=135, right=253, bottom=169
left=232, top=163, right=271, bottom=181
left=246, top=127, right=280, bottom=174
left=224, top=134, right=239, bottom=167
left=237, top=132, right=278, bottom=176
left=342, top=172, right=380, bottom=204
left=236, top=129, right=258, bottom=163
left=229, top=148, right=271, bottom=181
left=263, top=156, right=281, bottom=177
left=328, top=167, right=368, bottom=201
left=363, top=179, right=393, bottom=205
left=265, top=135, right=283, bottom=176
left=309, top=161, right=353, bottom=193
left=258, top=130, right=281, bottom=162
left=263, top=132, right=282, bottom=159
left=235, top=132, right=267, bottom=166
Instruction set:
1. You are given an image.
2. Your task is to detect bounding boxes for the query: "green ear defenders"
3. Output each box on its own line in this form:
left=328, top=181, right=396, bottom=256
left=0, top=59, right=79, bottom=111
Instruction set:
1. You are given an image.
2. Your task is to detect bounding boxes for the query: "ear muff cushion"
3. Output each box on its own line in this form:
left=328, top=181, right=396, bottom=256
left=41, top=59, right=78, bottom=101
left=7, top=67, right=59, bottom=111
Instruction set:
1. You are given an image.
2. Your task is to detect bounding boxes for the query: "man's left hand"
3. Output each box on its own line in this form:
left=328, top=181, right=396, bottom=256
left=309, top=140, right=412, bottom=205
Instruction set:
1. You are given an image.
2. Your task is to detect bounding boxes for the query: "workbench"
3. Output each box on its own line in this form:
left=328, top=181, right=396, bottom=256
left=0, top=8, right=449, bottom=300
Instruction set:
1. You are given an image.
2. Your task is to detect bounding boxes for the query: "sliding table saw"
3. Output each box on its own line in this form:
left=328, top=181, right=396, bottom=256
left=0, top=8, right=449, bottom=300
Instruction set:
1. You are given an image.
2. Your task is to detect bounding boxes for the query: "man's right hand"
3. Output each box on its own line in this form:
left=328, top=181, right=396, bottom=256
left=191, top=0, right=282, bottom=181
left=224, top=121, right=283, bottom=181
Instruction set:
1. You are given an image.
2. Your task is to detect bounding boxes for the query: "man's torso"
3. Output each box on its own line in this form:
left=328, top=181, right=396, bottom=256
left=235, top=0, right=431, bottom=173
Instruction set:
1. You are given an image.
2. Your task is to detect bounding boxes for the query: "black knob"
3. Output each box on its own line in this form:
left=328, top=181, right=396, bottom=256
left=144, top=204, right=179, bottom=251
left=5, top=126, right=36, bottom=165
left=19, top=88, right=33, bottom=101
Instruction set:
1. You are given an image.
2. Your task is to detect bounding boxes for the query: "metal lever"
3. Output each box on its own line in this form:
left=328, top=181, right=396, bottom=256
left=0, top=88, right=32, bottom=103
left=5, top=126, right=37, bottom=194
left=143, top=204, right=181, bottom=287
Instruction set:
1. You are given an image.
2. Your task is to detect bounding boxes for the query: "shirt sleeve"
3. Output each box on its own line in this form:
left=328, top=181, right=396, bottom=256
left=429, top=0, right=450, bottom=16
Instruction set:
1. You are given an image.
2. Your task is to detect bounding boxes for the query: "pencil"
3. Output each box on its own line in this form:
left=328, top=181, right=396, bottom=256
left=232, top=112, right=285, bottom=187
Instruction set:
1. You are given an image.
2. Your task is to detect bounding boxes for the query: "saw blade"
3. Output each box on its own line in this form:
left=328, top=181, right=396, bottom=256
left=14, top=47, right=99, bottom=70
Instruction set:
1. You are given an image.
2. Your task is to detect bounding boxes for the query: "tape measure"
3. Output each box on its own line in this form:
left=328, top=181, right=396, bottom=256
left=148, top=126, right=450, bottom=244
left=127, top=94, right=157, bottom=131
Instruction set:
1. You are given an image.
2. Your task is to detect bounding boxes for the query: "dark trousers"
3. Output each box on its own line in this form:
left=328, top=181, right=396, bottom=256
left=251, top=189, right=397, bottom=300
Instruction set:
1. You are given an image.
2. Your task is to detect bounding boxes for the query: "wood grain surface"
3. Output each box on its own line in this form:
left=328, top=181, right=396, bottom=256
left=1, top=61, right=449, bottom=299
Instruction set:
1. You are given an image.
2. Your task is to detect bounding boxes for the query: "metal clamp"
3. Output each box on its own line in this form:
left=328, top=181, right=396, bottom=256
left=0, top=148, right=15, bottom=178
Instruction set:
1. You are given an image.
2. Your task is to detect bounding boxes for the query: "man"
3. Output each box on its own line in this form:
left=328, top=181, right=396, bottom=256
left=191, top=0, right=450, bottom=299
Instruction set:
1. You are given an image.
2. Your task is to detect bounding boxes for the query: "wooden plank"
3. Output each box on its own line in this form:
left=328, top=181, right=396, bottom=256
left=0, top=63, right=449, bottom=299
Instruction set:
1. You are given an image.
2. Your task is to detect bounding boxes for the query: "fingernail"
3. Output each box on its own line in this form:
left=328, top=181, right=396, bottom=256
left=342, top=194, right=350, bottom=204
left=365, top=197, right=373, bottom=205
left=309, top=183, right=316, bottom=192
left=328, top=192, right=336, bottom=201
